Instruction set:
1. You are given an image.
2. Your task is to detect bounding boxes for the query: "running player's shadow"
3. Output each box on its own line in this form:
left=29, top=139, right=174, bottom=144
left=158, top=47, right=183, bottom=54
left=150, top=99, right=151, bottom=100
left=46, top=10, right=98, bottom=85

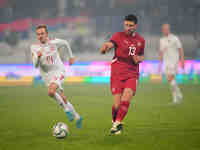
left=97, top=129, right=132, bottom=146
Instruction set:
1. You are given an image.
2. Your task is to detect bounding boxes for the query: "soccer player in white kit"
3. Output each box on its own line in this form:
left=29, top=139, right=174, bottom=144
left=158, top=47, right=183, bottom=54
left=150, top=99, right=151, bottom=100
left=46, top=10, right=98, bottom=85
left=30, top=25, right=82, bottom=128
left=159, top=24, right=185, bottom=103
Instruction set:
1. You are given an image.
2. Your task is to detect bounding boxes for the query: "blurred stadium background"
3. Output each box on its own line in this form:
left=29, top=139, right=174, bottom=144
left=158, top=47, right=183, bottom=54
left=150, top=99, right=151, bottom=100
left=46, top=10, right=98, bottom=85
left=1, top=1, right=200, bottom=150
left=0, top=0, right=200, bottom=85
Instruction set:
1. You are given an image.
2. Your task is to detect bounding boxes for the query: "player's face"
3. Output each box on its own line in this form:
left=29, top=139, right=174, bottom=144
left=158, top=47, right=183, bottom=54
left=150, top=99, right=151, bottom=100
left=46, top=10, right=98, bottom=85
left=124, top=20, right=137, bottom=35
left=36, top=28, right=48, bottom=44
left=162, top=24, right=170, bottom=36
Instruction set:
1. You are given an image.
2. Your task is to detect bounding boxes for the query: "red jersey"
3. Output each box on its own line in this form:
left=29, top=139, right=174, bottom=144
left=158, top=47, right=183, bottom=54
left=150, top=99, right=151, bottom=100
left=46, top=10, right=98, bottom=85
left=110, top=32, right=145, bottom=80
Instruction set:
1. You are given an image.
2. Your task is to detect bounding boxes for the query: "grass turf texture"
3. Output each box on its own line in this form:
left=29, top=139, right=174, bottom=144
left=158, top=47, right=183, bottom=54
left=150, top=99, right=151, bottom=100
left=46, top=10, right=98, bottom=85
left=0, top=83, right=200, bottom=150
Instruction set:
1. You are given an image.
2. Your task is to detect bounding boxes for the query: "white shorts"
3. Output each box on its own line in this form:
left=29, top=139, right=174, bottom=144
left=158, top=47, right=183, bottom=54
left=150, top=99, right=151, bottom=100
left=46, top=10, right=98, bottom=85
left=164, top=63, right=178, bottom=75
left=43, top=71, right=65, bottom=92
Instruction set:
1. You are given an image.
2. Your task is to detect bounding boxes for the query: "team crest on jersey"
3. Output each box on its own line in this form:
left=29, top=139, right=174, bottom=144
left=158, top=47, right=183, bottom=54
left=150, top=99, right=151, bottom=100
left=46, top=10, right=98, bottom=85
left=50, top=45, right=55, bottom=51
left=137, top=42, right=141, bottom=47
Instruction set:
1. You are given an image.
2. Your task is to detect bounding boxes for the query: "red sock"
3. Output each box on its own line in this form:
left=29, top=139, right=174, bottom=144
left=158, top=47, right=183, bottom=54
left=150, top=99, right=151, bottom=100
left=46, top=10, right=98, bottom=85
left=112, top=105, right=118, bottom=122
left=116, top=101, right=130, bottom=122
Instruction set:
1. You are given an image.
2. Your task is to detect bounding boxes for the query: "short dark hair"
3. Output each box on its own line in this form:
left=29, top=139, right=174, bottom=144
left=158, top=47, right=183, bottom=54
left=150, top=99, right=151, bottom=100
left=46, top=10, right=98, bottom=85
left=36, top=24, right=48, bottom=33
left=124, top=14, right=138, bottom=24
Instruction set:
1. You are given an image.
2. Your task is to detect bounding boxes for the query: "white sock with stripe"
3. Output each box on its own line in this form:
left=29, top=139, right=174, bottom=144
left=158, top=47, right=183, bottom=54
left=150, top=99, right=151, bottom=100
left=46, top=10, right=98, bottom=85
left=53, top=92, right=70, bottom=112
left=66, top=101, right=80, bottom=120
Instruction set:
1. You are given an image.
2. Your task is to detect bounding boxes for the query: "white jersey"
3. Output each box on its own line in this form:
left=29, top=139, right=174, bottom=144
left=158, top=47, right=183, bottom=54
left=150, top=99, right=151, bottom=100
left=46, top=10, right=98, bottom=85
left=30, top=38, right=73, bottom=88
left=160, top=34, right=182, bottom=65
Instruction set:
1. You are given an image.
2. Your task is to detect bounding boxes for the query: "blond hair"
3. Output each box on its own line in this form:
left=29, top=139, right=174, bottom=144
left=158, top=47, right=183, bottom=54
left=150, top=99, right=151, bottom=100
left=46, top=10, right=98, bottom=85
left=36, top=24, right=48, bottom=33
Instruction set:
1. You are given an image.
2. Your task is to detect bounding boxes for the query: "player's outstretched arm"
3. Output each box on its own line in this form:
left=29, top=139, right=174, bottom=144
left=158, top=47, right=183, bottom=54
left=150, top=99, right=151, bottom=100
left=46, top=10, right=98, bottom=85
left=64, top=40, right=74, bottom=59
left=100, top=42, right=114, bottom=54
left=64, top=41, right=75, bottom=65
left=56, top=39, right=74, bottom=58
left=54, top=38, right=75, bottom=65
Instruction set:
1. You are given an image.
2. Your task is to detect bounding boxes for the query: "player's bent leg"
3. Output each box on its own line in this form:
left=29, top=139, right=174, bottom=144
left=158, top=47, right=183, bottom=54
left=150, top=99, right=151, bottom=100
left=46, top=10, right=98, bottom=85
left=116, top=88, right=134, bottom=122
left=167, top=74, right=182, bottom=103
left=48, top=83, right=58, bottom=97
left=113, top=94, right=121, bottom=109
left=167, top=74, right=177, bottom=103
left=110, top=94, right=123, bottom=135
left=112, top=94, right=121, bottom=123
left=110, top=77, right=137, bottom=135
left=59, top=90, right=83, bottom=128
left=111, top=88, right=135, bottom=135
left=48, top=83, right=75, bottom=122
left=167, top=74, right=174, bottom=82
left=49, top=75, right=82, bottom=127
left=59, top=90, right=67, bottom=104
left=48, top=83, right=64, bottom=105
left=110, top=78, right=124, bottom=134
left=121, top=88, right=135, bottom=101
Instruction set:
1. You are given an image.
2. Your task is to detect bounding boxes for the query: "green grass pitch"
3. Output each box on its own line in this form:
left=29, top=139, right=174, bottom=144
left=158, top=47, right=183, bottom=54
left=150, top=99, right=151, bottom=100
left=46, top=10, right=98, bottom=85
left=0, top=83, right=200, bottom=150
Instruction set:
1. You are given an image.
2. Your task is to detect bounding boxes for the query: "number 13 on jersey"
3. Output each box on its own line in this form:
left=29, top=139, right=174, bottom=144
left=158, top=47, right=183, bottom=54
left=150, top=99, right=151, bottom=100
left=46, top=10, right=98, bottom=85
left=128, top=46, right=136, bottom=56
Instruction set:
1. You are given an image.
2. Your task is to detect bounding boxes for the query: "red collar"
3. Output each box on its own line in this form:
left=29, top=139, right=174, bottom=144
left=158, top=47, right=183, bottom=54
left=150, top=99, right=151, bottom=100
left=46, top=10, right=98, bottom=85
left=124, top=31, right=137, bottom=38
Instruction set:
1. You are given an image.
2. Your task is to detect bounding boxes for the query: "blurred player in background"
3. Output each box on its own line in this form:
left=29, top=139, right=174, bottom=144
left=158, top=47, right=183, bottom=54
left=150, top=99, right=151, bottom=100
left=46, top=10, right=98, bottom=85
left=30, top=25, right=82, bottom=128
left=100, top=14, right=145, bottom=135
left=159, top=24, right=185, bottom=104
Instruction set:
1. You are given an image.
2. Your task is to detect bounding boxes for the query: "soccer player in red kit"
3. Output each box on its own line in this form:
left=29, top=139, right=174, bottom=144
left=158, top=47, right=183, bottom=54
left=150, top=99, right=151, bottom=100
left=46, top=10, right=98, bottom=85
left=100, top=14, right=145, bottom=135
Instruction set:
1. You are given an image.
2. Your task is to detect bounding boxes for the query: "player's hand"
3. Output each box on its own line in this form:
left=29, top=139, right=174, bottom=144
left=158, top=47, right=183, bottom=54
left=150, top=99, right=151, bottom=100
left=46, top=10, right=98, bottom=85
left=37, top=51, right=42, bottom=58
left=69, top=57, right=75, bottom=65
left=101, top=50, right=106, bottom=54
left=132, top=55, right=138, bottom=64
left=100, top=45, right=107, bottom=54
left=100, top=42, right=114, bottom=54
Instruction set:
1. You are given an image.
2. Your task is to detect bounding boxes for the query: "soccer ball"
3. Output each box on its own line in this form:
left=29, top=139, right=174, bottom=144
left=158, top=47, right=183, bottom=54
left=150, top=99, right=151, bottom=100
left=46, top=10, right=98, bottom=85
left=53, top=122, right=69, bottom=138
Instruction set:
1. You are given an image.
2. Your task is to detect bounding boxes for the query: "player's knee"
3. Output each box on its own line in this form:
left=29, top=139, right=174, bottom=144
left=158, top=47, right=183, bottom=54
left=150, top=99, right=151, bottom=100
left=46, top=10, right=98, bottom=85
left=167, top=75, right=174, bottom=82
left=48, top=89, right=56, bottom=97
left=114, top=102, right=120, bottom=109
left=114, top=94, right=121, bottom=109
left=48, top=83, right=58, bottom=97
left=49, top=83, right=58, bottom=89
left=121, top=89, right=134, bottom=101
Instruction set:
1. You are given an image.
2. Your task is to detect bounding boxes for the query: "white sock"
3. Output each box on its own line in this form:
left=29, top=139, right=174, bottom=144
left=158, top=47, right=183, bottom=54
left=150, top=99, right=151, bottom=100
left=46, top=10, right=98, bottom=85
left=170, top=79, right=177, bottom=102
left=53, top=92, right=70, bottom=112
left=66, top=101, right=80, bottom=120
left=53, top=92, right=80, bottom=120
left=170, top=79, right=182, bottom=98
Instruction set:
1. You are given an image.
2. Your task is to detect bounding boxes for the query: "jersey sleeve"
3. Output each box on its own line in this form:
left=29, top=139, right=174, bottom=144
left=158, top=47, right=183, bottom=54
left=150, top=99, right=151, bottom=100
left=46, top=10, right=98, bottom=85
left=52, top=38, right=74, bottom=58
left=30, top=45, right=40, bottom=68
left=110, top=32, right=120, bottom=48
left=175, top=36, right=182, bottom=49
left=138, top=39, right=145, bottom=56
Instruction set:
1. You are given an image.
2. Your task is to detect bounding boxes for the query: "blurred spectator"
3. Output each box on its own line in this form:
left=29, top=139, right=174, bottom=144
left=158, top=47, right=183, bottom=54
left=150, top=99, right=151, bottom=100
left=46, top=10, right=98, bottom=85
left=3, top=29, right=19, bottom=47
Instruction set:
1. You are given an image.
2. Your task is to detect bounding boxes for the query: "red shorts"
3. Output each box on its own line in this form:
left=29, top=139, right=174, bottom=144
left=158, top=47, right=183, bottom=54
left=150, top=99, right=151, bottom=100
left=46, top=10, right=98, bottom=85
left=110, top=77, right=138, bottom=95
